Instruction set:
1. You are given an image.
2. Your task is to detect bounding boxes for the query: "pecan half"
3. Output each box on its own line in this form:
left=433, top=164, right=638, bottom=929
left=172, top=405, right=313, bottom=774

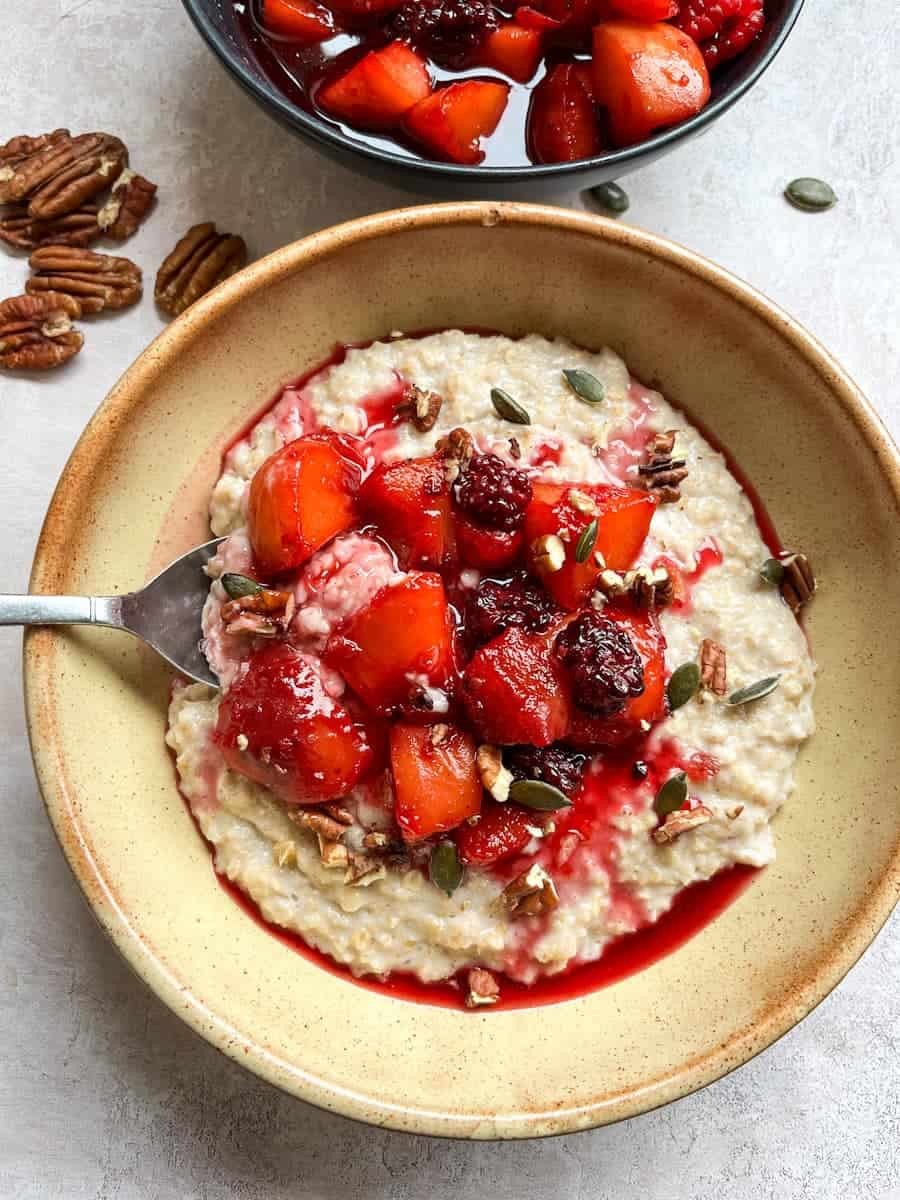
left=699, top=638, right=727, bottom=696
left=221, top=584, right=294, bottom=637
left=779, top=551, right=815, bottom=613
left=97, top=168, right=157, bottom=240
left=502, top=863, right=559, bottom=918
left=0, top=129, right=72, bottom=203
left=0, top=203, right=101, bottom=250
left=27, top=246, right=142, bottom=314
left=0, top=291, right=83, bottom=371
left=27, top=134, right=128, bottom=220
left=638, top=429, right=688, bottom=503
left=397, top=382, right=443, bottom=432
left=155, top=222, right=247, bottom=316
left=465, top=967, right=500, bottom=1008
left=652, top=804, right=713, bottom=844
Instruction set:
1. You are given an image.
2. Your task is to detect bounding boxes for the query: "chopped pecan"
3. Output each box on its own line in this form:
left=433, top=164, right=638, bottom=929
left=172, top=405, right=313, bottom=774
left=476, top=744, right=512, bottom=803
left=27, top=133, right=128, bottom=220
left=556, top=829, right=583, bottom=866
left=155, top=222, right=247, bottom=316
left=435, top=425, right=474, bottom=468
left=638, top=429, right=688, bottom=503
left=502, top=863, right=559, bottom=918
left=287, top=808, right=349, bottom=845
left=272, top=839, right=298, bottom=868
left=0, top=129, right=72, bottom=203
left=27, top=246, right=142, bottom=314
left=97, top=168, right=157, bottom=240
left=221, top=585, right=294, bottom=637
left=322, top=802, right=354, bottom=826
left=465, top=967, right=500, bottom=1008
left=397, top=382, right=442, bottom=432
left=531, top=533, right=566, bottom=575
left=652, top=804, right=713, bottom=844
left=779, top=551, right=815, bottom=613
left=319, top=840, right=349, bottom=870
left=595, top=565, right=674, bottom=608
left=429, top=723, right=449, bottom=746
left=699, top=638, right=727, bottom=696
left=362, top=831, right=391, bottom=850
left=0, top=291, right=83, bottom=371
left=567, top=488, right=598, bottom=516
left=0, top=202, right=101, bottom=250
left=344, top=850, right=387, bottom=887
left=508, top=437, right=521, bottom=460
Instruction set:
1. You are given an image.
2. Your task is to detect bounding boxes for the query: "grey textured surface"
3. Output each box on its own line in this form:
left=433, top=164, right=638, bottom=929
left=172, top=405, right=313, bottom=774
left=2, top=1, right=899, bottom=1196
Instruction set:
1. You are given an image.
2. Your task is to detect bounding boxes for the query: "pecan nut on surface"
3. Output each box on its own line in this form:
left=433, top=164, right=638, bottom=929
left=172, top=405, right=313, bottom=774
left=27, top=246, right=142, bottom=314
left=638, top=429, right=688, bottom=503
left=0, top=129, right=72, bottom=204
left=1, top=131, right=128, bottom=220
left=97, top=168, right=157, bottom=240
left=0, top=203, right=102, bottom=250
left=155, top=222, right=247, bottom=317
left=0, top=291, right=83, bottom=370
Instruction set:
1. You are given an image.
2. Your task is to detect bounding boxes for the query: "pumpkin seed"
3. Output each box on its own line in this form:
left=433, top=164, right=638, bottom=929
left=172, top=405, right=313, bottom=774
left=508, top=779, right=572, bottom=811
left=784, top=177, right=837, bottom=213
left=667, top=662, right=701, bottom=711
left=727, top=675, right=781, bottom=706
left=759, top=558, right=786, bottom=586
left=430, top=841, right=463, bottom=896
left=654, top=772, right=688, bottom=818
left=563, top=368, right=606, bottom=406
left=491, top=387, right=531, bottom=425
left=221, top=572, right=263, bottom=599
left=589, top=181, right=630, bottom=214
left=574, top=517, right=599, bottom=564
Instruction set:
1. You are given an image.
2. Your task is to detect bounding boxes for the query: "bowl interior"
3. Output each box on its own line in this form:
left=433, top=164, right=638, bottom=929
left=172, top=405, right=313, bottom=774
left=26, top=203, right=900, bottom=1138
left=182, top=0, right=804, bottom=186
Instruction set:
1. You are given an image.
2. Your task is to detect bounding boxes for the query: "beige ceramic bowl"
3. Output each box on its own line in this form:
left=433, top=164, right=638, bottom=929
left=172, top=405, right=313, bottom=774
left=25, top=203, right=900, bottom=1139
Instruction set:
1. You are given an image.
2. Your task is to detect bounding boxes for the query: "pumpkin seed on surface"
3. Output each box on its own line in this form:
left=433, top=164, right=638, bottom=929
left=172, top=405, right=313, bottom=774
left=491, top=387, right=531, bottom=425
left=574, top=518, right=599, bottom=564
left=784, top=177, right=837, bottom=213
left=654, top=772, right=688, bottom=818
left=508, top=779, right=572, bottom=811
left=221, top=572, right=263, bottom=599
left=759, top=558, right=786, bottom=586
left=563, top=368, right=606, bottom=406
left=727, top=675, right=782, bottom=706
left=589, top=181, right=630, bottom=214
left=667, top=662, right=701, bottom=711
left=430, top=841, right=464, bottom=896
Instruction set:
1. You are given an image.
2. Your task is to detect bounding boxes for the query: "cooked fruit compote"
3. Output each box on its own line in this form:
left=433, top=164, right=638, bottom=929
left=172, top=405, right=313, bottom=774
left=166, top=330, right=815, bottom=1010
left=235, top=0, right=767, bottom=166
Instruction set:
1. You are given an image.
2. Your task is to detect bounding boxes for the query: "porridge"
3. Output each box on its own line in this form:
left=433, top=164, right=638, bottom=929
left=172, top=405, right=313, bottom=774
left=166, top=330, right=815, bottom=1007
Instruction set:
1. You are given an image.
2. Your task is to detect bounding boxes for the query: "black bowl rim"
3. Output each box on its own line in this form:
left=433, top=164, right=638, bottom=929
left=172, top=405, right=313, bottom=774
left=181, top=0, right=804, bottom=182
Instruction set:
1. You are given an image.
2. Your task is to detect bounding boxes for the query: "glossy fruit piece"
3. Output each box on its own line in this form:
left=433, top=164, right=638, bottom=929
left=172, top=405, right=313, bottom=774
left=318, top=42, right=432, bottom=131
left=529, top=63, right=602, bottom=164
left=326, top=0, right=404, bottom=15
left=463, top=627, right=572, bottom=746
left=260, top=0, right=337, bottom=42
left=480, top=22, right=544, bottom=82
left=513, top=6, right=563, bottom=31
left=564, top=604, right=667, bottom=746
left=608, top=0, right=677, bottom=17
left=455, top=797, right=533, bottom=865
left=524, top=482, right=656, bottom=609
left=359, top=454, right=455, bottom=568
left=215, top=642, right=381, bottom=804
left=404, top=80, right=510, bottom=165
left=390, top=722, right=482, bottom=842
left=247, top=432, right=363, bottom=576
left=455, top=514, right=523, bottom=571
left=701, top=0, right=765, bottom=69
left=326, top=572, right=455, bottom=716
left=672, top=0, right=741, bottom=44
left=592, top=20, right=711, bottom=147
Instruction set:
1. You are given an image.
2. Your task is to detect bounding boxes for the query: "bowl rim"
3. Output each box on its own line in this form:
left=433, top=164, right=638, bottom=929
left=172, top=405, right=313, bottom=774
left=179, top=0, right=805, bottom=183
left=24, top=201, right=900, bottom=1138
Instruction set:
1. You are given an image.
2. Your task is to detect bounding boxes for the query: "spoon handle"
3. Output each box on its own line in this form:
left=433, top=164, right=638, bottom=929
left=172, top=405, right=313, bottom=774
left=0, top=595, right=123, bottom=627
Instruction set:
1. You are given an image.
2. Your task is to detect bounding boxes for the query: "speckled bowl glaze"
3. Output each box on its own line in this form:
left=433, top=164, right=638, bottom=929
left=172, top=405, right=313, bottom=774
left=25, top=203, right=900, bottom=1139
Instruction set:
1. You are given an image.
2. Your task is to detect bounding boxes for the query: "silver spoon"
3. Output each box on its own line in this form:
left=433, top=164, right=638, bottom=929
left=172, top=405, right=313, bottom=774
left=1, top=537, right=224, bottom=687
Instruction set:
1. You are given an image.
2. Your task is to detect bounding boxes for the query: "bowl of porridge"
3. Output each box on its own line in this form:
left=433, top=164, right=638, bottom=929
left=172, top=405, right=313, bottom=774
left=25, top=203, right=900, bottom=1137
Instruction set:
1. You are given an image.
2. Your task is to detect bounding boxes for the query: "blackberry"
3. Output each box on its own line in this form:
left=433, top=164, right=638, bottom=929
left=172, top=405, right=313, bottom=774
left=389, top=0, right=499, bottom=67
left=465, top=571, right=560, bottom=646
left=555, top=612, right=645, bottom=717
left=454, top=453, right=533, bottom=532
left=505, top=744, right=587, bottom=798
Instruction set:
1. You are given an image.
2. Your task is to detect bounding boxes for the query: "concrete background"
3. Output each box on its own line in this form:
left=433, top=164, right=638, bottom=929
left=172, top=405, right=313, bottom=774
left=2, top=1, right=898, bottom=1195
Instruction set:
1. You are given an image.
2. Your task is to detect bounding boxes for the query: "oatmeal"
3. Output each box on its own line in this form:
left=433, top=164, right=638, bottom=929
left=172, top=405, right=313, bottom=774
left=166, top=331, right=815, bottom=998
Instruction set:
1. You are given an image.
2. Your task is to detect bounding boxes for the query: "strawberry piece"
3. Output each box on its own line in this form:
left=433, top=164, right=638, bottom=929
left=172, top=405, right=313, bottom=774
left=700, top=0, right=764, bottom=69
left=564, top=604, right=667, bottom=747
left=463, top=627, right=572, bottom=746
left=672, top=0, right=741, bottom=43
left=261, top=0, right=337, bottom=41
left=359, top=454, right=455, bottom=568
left=455, top=514, right=523, bottom=571
left=608, top=0, right=678, bottom=17
left=215, top=643, right=382, bottom=804
left=326, top=572, right=455, bottom=716
left=592, top=20, right=711, bottom=147
left=513, top=6, right=563, bottom=31
left=529, top=63, right=602, bottom=164
left=247, top=432, right=363, bottom=576
left=390, top=722, right=482, bottom=842
left=524, top=482, right=656, bottom=609
left=455, top=798, right=533, bottom=865
left=404, top=80, right=510, bottom=165
left=572, top=60, right=597, bottom=102
left=480, top=22, right=544, bottom=82
left=318, top=42, right=431, bottom=131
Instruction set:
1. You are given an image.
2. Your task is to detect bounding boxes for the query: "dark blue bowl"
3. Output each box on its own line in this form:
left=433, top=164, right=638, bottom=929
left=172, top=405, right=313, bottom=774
left=181, top=0, right=804, bottom=197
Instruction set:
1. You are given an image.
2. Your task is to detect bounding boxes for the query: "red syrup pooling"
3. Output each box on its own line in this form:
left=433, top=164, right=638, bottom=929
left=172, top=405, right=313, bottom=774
left=197, top=329, right=795, bottom=1009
